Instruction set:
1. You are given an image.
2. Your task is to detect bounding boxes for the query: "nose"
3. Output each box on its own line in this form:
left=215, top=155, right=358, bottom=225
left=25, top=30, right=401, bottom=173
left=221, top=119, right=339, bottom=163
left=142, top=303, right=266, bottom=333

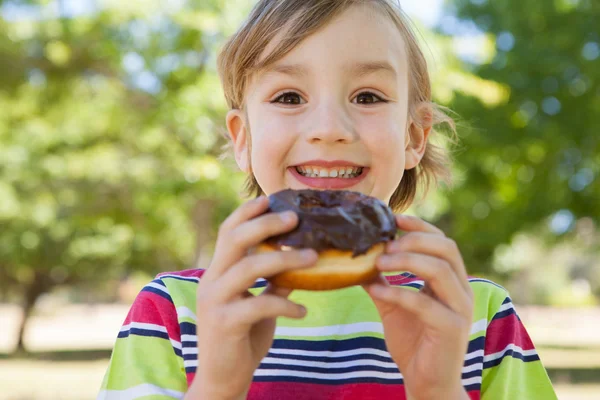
left=305, top=102, right=357, bottom=144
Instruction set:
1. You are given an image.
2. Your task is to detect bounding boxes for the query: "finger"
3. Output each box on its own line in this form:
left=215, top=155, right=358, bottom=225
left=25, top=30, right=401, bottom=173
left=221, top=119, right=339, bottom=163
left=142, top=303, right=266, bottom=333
left=229, top=294, right=307, bottom=328
left=204, top=196, right=270, bottom=280
left=209, top=210, right=299, bottom=278
left=377, top=252, right=472, bottom=315
left=263, top=282, right=293, bottom=299
left=367, top=284, right=467, bottom=333
left=216, top=249, right=317, bottom=302
left=395, top=214, right=445, bottom=235
left=386, top=233, right=471, bottom=296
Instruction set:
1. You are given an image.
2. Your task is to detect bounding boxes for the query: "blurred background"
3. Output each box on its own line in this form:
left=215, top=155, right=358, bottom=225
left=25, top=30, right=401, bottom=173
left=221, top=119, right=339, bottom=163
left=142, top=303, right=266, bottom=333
left=0, top=0, right=598, bottom=398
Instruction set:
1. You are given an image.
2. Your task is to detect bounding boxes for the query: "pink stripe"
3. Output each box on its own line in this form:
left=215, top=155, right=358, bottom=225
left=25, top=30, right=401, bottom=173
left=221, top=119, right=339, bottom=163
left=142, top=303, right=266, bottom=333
left=122, top=290, right=181, bottom=342
left=158, top=268, right=206, bottom=279
left=385, top=274, right=419, bottom=285
left=485, top=313, right=534, bottom=355
left=249, top=382, right=407, bottom=400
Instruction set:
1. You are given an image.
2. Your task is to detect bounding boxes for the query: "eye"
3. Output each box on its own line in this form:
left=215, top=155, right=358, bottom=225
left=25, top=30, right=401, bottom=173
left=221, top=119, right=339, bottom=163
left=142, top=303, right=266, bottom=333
left=271, top=91, right=304, bottom=105
left=354, top=91, right=387, bottom=105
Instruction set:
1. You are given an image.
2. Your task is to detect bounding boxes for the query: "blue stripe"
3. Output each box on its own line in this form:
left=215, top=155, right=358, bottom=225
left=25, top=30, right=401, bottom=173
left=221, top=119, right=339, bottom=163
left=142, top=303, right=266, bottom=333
left=273, top=337, right=388, bottom=352
left=180, top=321, right=196, bottom=335
left=492, top=307, right=517, bottom=321
left=465, top=383, right=481, bottom=392
left=501, top=296, right=512, bottom=305
left=401, top=283, right=424, bottom=289
left=141, top=286, right=173, bottom=303
left=117, top=328, right=182, bottom=357
left=251, top=280, right=268, bottom=289
left=483, top=351, right=540, bottom=369
left=266, top=351, right=393, bottom=364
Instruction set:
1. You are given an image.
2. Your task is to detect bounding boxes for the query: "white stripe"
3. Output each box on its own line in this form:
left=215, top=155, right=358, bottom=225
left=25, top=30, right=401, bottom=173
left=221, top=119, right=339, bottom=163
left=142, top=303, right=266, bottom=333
left=497, top=301, right=514, bottom=313
left=269, top=347, right=391, bottom=359
left=262, top=356, right=397, bottom=369
left=261, top=356, right=483, bottom=376
left=254, top=368, right=402, bottom=380
left=176, top=306, right=197, bottom=321
left=146, top=282, right=170, bottom=294
left=470, top=319, right=487, bottom=335
left=170, top=338, right=182, bottom=351
left=253, top=368, right=483, bottom=386
left=462, top=376, right=483, bottom=386
left=181, top=334, right=197, bottom=342
left=484, top=344, right=537, bottom=362
left=97, top=383, right=184, bottom=399
left=160, top=274, right=200, bottom=282
left=462, top=362, right=483, bottom=374
left=465, top=349, right=484, bottom=362
left=183, top=346, right=198, bottom=355
left=275, top=322, right=383, bottom=337
left=401, top=279, right=424, bottom=287
left=120, top=322, right=167, bottom=334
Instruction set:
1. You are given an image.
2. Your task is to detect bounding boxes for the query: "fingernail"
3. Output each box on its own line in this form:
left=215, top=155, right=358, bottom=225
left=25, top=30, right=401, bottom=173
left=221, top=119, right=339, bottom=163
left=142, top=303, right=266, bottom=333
left=280, top=211, right=296, bottom=223
left=369, top=285, right=386, bottom=297
left=378, top=255, right=391, bottom=266
left=297, top=305, right=307, bottom=316
left=300, top=249, right=317, bottom=260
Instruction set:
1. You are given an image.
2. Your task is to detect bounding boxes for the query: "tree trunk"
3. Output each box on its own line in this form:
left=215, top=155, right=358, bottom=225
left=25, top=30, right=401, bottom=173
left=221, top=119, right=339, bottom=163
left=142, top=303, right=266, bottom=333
left=15, top=279, right=47, bottom=355
left=192, top=199, right=216, bottom=269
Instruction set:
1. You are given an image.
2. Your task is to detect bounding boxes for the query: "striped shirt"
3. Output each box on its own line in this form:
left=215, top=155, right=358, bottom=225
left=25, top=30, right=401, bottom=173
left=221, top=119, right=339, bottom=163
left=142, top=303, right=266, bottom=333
left=98, top=269, right=557, bottom=399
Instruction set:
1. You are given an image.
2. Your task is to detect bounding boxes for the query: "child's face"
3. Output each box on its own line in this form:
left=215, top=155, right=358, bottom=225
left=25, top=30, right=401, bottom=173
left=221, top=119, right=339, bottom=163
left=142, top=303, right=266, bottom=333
left=227, top=5, right=428, bottom=203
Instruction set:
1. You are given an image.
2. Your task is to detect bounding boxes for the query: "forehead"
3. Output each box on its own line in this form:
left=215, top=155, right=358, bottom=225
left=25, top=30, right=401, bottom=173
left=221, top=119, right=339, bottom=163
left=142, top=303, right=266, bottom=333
left=251, top=4, right=408, bottom=83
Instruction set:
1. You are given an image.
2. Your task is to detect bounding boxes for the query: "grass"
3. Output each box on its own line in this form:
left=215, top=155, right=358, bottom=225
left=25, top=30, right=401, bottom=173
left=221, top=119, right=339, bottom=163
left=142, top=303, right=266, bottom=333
left=0, top=357, right=599, bottom=400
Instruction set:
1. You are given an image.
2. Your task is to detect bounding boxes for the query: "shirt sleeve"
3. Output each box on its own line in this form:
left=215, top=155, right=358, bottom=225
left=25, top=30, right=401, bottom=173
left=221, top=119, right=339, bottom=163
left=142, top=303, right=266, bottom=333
left=98, top=278, right=187, bottom=399
left=481, top=296, right=557, bottom=400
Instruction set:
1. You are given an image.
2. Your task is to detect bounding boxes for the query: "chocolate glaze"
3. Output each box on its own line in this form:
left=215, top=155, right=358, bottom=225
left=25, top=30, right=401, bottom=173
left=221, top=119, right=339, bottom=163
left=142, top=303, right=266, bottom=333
left=266, top=189, right=396, bottom=257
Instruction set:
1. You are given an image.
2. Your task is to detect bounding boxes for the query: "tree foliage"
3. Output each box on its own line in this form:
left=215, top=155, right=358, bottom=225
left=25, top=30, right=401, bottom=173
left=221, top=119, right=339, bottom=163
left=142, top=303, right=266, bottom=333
left=434, top=0, right=600, bottom=279
left=0, top=0, right=249, bottom=351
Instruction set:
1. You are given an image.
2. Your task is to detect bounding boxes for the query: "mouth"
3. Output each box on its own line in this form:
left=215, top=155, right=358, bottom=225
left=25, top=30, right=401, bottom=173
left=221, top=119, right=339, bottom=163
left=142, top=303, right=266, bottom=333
left=289, top=162, right=368, bottom=190
left=294, top=165, right=364, bottom=179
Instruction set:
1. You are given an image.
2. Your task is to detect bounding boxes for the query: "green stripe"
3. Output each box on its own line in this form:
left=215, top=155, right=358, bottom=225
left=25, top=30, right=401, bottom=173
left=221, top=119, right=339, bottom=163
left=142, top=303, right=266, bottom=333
left=481, top=357, right=557, bottom=400
left=102, top=336, right=186, bottom=391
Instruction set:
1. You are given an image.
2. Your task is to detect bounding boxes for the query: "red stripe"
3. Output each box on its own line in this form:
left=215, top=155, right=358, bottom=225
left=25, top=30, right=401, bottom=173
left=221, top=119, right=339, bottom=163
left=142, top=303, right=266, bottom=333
left=158, top=268, right=206, bottom=279
left=249, top=382, right=407, bottom=400
left=385, top=274, right=420, bottom=285
left=122, top=290, right=181, bottom=342
left=186, top=372, right=195, bottom=388
left=485, top=313, right=534, bottom=355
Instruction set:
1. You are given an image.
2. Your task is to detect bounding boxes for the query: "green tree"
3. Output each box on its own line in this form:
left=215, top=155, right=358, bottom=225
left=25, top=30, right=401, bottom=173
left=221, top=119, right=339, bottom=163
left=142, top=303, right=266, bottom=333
left=435, top=0, right=600, bottom=279
left=0, top=0, right=249, bottom=353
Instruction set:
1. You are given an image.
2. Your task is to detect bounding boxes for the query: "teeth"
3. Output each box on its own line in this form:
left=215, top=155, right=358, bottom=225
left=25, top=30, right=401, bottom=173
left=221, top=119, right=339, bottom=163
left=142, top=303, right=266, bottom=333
left=295, top=166, right=363, bottom=179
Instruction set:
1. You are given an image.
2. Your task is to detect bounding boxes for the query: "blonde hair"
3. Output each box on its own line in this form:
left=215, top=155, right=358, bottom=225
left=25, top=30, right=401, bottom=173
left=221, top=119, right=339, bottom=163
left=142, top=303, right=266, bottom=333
left=217, top=0, right=456, bottom=212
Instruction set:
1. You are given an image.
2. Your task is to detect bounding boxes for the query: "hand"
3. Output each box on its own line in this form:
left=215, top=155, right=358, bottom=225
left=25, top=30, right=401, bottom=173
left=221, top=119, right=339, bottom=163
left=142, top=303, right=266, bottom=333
left=188, top=196, right=317, bottom=400
left=362, top=215, right=473, bottom=400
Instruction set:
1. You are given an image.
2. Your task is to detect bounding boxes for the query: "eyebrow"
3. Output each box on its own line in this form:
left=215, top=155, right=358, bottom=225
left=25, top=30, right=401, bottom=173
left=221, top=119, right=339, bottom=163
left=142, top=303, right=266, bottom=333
left=261, top=60, right=397, bottom=79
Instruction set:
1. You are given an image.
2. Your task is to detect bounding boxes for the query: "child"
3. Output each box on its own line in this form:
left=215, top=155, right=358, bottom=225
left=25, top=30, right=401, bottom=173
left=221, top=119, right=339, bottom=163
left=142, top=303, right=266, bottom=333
left=99, top=1, right=557, bottom=399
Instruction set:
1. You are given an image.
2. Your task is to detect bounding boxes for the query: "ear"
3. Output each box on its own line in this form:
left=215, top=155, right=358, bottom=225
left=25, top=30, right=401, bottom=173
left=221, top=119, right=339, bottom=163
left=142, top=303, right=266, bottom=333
left=404, top=103, right=432, bottom=170
left=226, top=109, right=250, bottom=173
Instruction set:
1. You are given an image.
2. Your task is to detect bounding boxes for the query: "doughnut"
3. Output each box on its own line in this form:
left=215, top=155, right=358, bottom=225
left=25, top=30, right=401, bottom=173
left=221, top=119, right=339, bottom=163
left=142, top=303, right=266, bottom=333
left=257, top=189, right=397, bottom=290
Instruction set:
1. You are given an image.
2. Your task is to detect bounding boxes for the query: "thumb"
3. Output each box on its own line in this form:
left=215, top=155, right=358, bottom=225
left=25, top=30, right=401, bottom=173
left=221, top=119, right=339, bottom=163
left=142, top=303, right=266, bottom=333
left=361, top=274, right=397, bottom=316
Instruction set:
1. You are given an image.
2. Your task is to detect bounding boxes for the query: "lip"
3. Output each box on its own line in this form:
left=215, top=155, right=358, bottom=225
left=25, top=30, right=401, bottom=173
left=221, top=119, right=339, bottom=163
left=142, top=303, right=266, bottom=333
left=288, top=166, right=369, bottom=190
